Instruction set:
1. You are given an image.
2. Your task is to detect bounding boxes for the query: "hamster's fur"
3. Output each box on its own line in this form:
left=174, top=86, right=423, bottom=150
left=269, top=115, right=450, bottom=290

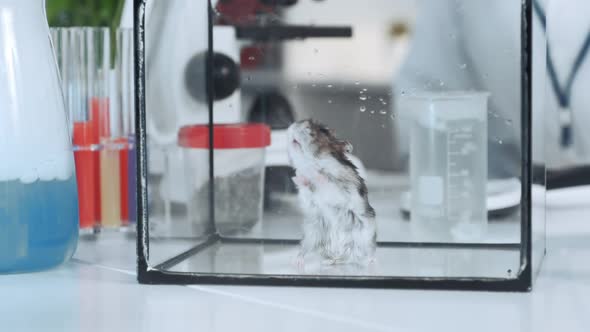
left=287, top=119, right=376, bottom=265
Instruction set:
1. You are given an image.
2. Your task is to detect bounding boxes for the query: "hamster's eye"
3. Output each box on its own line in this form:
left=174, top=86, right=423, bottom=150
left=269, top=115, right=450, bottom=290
left=319, top=127, right=330, bottom=136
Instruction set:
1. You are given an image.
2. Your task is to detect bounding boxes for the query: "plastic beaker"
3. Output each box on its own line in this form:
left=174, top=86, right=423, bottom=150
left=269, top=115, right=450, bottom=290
left=407, top=92, right=489, bottom=242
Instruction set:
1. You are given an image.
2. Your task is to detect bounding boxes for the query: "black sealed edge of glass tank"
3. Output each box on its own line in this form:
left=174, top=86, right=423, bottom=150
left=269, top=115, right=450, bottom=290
left=134, top=0, right=540, bottom=291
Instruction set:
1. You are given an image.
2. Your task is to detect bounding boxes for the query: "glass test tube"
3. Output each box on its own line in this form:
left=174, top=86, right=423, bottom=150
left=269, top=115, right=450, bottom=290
left=116, top=28, right=136, bottom=226
left=89, top=27, right=123, bottom=229
left=51, top=27, right=101, bottom=232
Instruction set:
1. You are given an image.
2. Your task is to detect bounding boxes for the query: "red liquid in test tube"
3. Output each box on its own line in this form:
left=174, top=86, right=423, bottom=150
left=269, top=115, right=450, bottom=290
left=72, top=121, right=100, bottom=229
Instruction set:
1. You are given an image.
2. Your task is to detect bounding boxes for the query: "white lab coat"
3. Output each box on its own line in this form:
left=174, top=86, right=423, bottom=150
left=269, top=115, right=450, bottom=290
left=394, top=0, right=590, bottom=173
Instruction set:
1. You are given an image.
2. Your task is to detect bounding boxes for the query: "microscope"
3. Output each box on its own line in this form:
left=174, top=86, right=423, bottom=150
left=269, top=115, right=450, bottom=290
left=146, top=0, right=408, bottom=216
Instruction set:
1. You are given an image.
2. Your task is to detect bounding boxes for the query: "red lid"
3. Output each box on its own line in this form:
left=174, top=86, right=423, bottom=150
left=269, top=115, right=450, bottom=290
left=178, top=123, right=271, bottom=149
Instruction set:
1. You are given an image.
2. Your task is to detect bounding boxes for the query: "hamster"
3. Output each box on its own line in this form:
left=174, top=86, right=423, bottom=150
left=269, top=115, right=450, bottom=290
left=287, top=119, right=376, bottom=266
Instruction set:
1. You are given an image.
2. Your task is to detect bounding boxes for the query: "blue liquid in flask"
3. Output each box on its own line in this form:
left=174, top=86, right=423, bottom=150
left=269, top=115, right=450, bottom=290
left=0, top=177, right=79, bottom=273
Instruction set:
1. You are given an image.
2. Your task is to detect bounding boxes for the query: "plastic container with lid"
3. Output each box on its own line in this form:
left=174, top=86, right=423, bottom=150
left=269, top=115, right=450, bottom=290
left=178, top=124, right=271, bottom=235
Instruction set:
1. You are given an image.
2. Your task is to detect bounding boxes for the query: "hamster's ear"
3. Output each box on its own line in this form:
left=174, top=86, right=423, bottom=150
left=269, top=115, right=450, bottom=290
left=344, top=141, right=353, bottom=153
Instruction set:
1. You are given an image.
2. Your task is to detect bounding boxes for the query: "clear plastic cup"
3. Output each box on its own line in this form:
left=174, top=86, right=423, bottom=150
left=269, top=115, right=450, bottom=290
left=178, top=124, right=271, bottom=235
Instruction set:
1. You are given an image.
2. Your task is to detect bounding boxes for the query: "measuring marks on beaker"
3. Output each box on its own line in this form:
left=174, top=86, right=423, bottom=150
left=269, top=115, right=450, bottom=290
left=446, top=121, right=487, bottom=236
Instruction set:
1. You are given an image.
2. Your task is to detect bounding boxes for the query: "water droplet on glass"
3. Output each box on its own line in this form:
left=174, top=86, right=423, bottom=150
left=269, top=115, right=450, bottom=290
left=354, top=81, right=360, bottom=85
left=327, top=84, right=333, bottom=88
left=505, top=119, right=513, bottom=126
left=439, top=81, right=445, bottom=87
left=381, top=124, right=386, bottom=128
left=359, top=95, right=367, bottom=101
left=360, top=106, right=366, bottom=112
left=312, top=83, right=317, bottom=87
left=459, top=63, right=467, bottom=69
left=362, top=88, right=368, bottom=92
left=401, top=91, right=406, bottom=96
left=328, top=99, right=332, bottom=104
left=493, top=112, right=499, bottom=118
left=379, top=110, right=387, bottom=115
left=248, top=56, right=255, bottom=61
left=370, top=110, right=375, bottom=114
left=390, top=114, right=395, bottom=119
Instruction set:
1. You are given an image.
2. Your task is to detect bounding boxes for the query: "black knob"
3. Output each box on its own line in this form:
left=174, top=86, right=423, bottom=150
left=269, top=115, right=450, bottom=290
left=259, top=0, right=298, bottom=6
left=185, top=52, right=240, bottom=102
left=248, top=92, right=294, bottom=130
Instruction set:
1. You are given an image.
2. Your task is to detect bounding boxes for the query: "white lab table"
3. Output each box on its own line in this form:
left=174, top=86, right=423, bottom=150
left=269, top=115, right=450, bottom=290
left=1, top=197, right=589, bottom=332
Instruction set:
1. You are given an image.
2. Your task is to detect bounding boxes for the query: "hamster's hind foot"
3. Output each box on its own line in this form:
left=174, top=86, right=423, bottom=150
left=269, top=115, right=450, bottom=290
left=368, top=256, right=377, bottom=265
left=321, top=257, right=354, bottom=266
left=324, top=258, right=343, bottom=266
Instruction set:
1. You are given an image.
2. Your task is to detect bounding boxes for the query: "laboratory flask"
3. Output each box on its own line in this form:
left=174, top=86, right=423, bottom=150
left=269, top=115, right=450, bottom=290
left=0, top=0, right=79, bottom=273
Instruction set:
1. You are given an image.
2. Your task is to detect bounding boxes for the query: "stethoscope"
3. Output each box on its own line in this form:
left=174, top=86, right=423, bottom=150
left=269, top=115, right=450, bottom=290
left=533, top=0, right=590, bottom=149
left=533, top=0, right=590, bottom=195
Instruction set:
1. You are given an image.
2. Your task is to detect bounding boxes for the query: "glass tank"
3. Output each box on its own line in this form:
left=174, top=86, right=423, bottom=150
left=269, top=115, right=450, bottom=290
left=135, top=0, right=546, bottom=290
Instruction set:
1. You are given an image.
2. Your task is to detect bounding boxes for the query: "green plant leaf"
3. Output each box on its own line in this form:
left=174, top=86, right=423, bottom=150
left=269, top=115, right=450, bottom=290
left=46, top=0, right=125, bottom=68
left=46, top=0, right=124, bottom=27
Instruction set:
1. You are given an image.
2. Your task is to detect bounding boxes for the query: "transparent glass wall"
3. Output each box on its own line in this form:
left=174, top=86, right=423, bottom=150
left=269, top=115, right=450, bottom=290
left=143, top=0, right=534, bottom=280
left=531, top=0, right=547, bottom=282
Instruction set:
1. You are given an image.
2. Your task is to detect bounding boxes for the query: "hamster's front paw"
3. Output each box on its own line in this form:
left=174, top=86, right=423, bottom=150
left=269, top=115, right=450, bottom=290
left=313, top=173, right=328, bottom=185
left=292, top=175, right=310, bottom=188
